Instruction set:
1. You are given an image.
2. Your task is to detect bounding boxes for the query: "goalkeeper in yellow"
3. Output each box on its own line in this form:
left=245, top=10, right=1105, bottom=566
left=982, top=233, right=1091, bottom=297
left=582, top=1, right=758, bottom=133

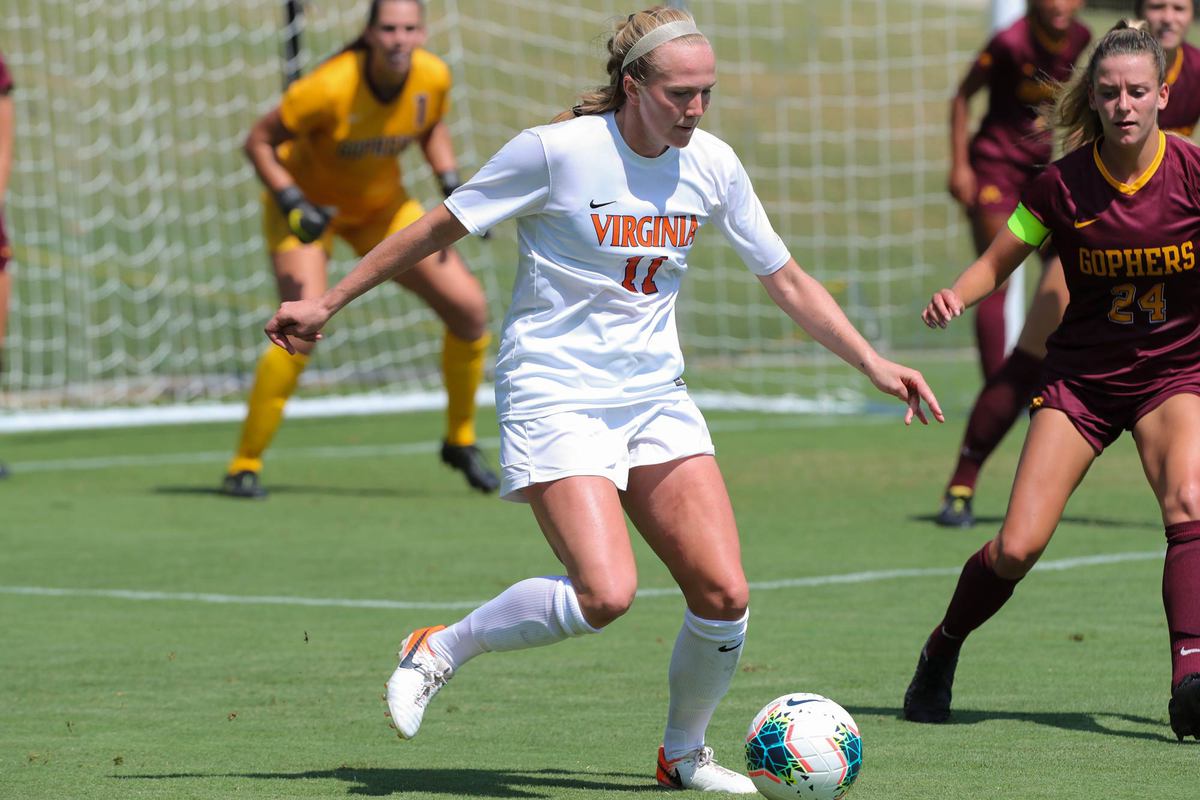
left=222, top=0, right=497, bottom=498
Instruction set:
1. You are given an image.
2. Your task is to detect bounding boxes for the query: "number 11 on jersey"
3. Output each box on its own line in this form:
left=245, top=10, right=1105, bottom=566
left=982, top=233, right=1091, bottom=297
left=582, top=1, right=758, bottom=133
left=622, top=255, right=665, bottom=294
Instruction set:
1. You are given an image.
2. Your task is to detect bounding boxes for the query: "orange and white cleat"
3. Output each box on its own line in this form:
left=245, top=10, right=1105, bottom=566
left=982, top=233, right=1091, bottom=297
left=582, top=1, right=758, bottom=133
left=656, top=745, right=756, bottom=793
left=385, top=625, right=452, bottom=739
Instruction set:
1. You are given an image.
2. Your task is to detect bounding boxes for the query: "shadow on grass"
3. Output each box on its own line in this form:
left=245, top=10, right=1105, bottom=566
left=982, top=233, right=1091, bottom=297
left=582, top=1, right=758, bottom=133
left=909, top=513, right=1161, bottom=530
left=851, top=705, right=1178, bottom=742
left=114, top=766, right=658, bottom=797
left=150, top=484, right=429, bottom=499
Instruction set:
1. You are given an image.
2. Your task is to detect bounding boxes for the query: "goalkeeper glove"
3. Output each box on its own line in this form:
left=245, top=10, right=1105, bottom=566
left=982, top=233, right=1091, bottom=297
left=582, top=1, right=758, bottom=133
left=274, top=185, right=334, bottom=244
left=438, top=170, right=490, bottom=240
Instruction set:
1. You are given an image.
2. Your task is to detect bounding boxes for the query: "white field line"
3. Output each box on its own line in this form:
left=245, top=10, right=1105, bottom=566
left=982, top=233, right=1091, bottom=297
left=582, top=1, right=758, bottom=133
left=0, top=551, right=1163, bottom=611
left=7, top=415, right=897, bottom=474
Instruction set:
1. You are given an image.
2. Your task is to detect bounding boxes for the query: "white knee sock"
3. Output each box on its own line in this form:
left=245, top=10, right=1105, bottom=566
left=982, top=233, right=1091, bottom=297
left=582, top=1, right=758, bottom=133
left=663, top=608, right=749, bottom=760
left=428, top=575, right=598, bottom=670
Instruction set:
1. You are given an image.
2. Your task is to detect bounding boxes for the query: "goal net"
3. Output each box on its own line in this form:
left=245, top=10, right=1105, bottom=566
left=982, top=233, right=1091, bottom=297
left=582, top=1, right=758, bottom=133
left=2, top=0, right=987, bottom=430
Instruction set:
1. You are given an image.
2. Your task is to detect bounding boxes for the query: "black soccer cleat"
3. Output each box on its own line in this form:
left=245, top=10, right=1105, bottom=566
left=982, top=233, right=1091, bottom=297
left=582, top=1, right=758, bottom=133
left=440, top=442, right=500, bottom=493
left=1169, top=672, right=1200, bottom=742
left=935, top=486, right=975, bottom=528
left=903, top=645, right=959, bottom=723
left=220, top=470, right=267, bottom=500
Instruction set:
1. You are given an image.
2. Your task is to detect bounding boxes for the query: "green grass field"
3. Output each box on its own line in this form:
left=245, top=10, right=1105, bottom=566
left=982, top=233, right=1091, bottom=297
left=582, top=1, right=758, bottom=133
left=2, top=385, right=1193, bottom=799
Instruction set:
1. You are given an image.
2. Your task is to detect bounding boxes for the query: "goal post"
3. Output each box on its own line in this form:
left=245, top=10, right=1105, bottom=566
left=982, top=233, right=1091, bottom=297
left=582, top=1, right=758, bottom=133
left=1, top=0, right=988, bottom=432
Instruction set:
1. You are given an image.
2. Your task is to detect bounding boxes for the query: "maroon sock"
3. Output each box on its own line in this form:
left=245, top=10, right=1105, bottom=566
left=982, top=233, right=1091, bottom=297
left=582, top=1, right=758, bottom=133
left=924, top=543, right=1021, bottom=660
left=1164, top=521, right=1200, bottom=688
left=948, top=349, right=1045, bottom=491
left=974, top=289, right=1008, bottom=380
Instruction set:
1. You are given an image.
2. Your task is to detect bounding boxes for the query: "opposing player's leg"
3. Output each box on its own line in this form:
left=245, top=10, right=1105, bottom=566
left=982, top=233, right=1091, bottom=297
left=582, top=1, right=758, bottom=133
left=907, top=408, right=1094, bottom=722
left=968, top=210, right=1012, bottom=381
left=395, top=247, right=497, bottom=492
left=623, top=454, right=755, bottom=794
left=222, top=239, right=327, bottom=499
left=937, top=255, right=1068, bottom=527
left=386, top=475, right=621, bottom=738
left=1132, top=392, right=1200, bottom=740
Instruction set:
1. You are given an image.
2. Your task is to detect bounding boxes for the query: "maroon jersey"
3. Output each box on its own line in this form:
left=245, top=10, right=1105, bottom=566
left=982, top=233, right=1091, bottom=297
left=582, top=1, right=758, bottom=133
left=968, top=16, right=1091, bottom=169
left=1022, top=133, right=1200, bottom=392
left=1162, top=42, right=1200, bottom=136
left=0, top=51, right=10, bottom=94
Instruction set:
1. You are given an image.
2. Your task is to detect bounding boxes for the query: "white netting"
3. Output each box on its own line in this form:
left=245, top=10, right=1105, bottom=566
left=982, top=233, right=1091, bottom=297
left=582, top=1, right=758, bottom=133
left=1, top=0, right=987, bottom=429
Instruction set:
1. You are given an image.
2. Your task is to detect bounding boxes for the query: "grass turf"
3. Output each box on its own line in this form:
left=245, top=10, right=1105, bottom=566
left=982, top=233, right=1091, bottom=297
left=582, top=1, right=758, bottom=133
left=0, top=394, right=1192, bottom=798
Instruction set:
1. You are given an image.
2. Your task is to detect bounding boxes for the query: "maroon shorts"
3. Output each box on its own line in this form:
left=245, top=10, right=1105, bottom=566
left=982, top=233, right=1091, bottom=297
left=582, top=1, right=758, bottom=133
left=0, top=214, right=9, bottom=273
left=1032, top=371, right=1200, bottom=452
left=970, top=155, right=1037, bottom=217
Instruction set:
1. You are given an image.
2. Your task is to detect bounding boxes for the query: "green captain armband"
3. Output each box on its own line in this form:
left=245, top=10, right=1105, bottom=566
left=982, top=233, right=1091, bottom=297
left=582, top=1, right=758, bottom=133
left=1006, top=203, right=1050, bottom=247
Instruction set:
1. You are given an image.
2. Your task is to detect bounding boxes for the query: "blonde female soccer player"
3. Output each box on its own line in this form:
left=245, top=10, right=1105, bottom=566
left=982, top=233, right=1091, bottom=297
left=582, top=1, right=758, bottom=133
left=906, top=21, right=1200, bottom=742
left=935, top=0, right=1200, bottom=528
left=267, top=7, right=943, bottom=791
left=222, top=0, right=497, bottom=499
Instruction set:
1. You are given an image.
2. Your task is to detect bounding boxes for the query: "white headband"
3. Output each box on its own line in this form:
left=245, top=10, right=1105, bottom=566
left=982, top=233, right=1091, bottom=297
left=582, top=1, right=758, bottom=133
left=621, top=19, right=703, bottom=72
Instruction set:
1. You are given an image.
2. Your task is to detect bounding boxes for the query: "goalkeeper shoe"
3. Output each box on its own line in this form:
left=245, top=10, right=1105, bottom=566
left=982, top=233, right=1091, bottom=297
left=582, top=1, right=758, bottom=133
left=935, top=486, right=975, bottom=528
left=440, top=442, right=500, bottom=493
left=385, top=625, right=453, bottom=739
left=903, top=643, right=959, bottom=724
left=1169, top=672, right=1200, bottom=742
left=220, top=470, right=267, bottom=500
left=656, top=745, right=757, bottom=794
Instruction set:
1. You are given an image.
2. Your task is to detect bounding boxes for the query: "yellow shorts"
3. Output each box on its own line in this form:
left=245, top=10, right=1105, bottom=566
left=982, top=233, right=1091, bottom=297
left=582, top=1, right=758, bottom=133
left=261, top=192, right=426, bottom=257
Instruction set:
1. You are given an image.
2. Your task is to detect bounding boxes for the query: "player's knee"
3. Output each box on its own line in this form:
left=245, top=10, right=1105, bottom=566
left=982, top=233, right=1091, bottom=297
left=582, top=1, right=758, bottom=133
left=993, top=539, right=1042, bottom=578
left=1165, top=481, right=1200, bottom=523
left=687, top=577, right=749, bottom=621
left=576, top=584, right=636, bottom=629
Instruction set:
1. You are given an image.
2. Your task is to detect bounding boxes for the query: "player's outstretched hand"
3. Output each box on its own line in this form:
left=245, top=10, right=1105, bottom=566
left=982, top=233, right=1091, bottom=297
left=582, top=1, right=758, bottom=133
left=922, top=289, right=965, bottom=329
left=265, top=298, right=331, bottom=354
left=864, top=358, right=944, bottom=426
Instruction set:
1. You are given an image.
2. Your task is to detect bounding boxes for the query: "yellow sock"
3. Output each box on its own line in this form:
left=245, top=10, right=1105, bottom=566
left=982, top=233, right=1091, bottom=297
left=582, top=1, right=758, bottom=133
left=227, top=347, right=310, bottom=475
left=442, top=330, right=490, bottom=447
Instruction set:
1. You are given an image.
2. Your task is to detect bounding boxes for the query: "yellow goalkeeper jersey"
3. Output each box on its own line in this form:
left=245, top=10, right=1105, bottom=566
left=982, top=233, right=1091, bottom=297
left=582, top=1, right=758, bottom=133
left=277, top=47, right=451, bottom=222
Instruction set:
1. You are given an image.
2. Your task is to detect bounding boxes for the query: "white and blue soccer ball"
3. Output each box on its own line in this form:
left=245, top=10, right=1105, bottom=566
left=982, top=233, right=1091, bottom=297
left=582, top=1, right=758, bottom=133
left=745, top=693, right=862, bottom=800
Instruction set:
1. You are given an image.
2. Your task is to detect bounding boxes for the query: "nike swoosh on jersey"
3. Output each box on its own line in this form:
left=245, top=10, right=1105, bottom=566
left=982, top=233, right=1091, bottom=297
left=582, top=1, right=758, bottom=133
left=589, top=199, right=617, bottom=209
left=1073, top=218, right=1099, bottom=228
left=1182, top=646, right=1200, bottom=656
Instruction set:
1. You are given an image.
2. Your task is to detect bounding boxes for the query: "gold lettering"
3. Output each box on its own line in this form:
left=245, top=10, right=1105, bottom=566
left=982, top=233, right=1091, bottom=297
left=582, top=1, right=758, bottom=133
left=1158, top=246, right=1176, bottom=275
left=1184, top=241, right=1195, bottom=271
left=1124, top=249, right=1143, bottom=277
left=1106, top=249, right=1124, bottom=277
left=1144, top=247, right=1162, bottom=276
left=1079, top=249, right=1093, bottom=275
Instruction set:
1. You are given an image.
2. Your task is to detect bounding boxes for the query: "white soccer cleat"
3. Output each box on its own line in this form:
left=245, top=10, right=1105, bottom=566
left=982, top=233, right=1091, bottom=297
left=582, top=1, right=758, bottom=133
left=656, top=745, right=757, bottom=794
left=385, top=625, right=453, bottom=739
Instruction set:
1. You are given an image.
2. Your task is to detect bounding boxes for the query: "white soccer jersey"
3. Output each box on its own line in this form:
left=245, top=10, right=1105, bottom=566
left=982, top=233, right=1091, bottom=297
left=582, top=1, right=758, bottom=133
left=445, top=111, right=790, bottom=421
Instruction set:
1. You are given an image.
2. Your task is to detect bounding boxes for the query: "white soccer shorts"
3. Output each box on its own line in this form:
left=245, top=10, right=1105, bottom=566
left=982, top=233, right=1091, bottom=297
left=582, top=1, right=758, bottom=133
left=498, top=396, right=715, bottom=503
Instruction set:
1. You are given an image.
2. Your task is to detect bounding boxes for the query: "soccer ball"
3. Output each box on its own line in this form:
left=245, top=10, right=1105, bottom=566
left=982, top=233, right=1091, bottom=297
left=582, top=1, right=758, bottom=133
left=744, top=693, right=862, bottom=800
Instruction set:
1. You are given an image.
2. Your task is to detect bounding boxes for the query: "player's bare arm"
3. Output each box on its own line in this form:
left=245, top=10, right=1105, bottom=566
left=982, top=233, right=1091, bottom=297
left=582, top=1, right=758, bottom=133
left=948, top=66, right=988, bottom=208
left=419, top=120, right=459, bottom=185
left=923, top=228, right=1034, bottom=328
left=243, top=108, right=296, bottom=194
left=759, top=260, right=943, bottom=425
left=266, top=204, right=468, bottom=351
